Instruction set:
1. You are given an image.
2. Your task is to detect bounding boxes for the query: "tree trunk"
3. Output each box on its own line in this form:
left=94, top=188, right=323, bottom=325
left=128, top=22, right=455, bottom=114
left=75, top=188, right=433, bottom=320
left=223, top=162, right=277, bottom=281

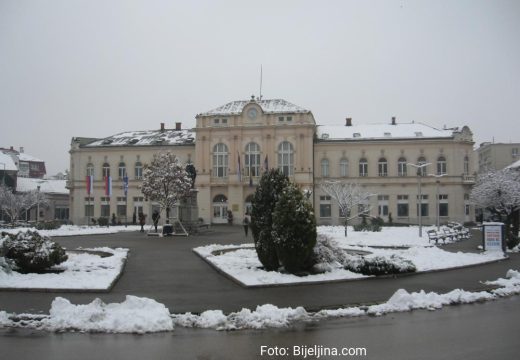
left=344, top=218, right=348, bottom=237
left=166, top=207, right=170, bottom=220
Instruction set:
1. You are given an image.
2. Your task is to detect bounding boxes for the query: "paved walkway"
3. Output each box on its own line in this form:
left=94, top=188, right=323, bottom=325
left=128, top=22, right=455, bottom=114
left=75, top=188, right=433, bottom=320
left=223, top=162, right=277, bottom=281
left=1, top=226, right=518, bottom=314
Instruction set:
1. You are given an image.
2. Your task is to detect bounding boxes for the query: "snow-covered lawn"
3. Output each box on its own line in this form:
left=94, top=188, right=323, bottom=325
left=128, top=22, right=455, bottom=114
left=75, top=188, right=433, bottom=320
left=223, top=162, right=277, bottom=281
left=0, top=247, right=128, bottom=290
left=0, top=225, right=142, bottom=237
left=1, top=270, right=519, bottom=333
left=193, top=226, right=506, bottom=286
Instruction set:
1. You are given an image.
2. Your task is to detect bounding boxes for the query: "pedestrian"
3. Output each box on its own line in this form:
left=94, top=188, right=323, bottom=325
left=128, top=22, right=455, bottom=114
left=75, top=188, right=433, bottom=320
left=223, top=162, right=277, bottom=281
left=111, top=213, right=116, bottom=226
left=227, top=210, right=233, bottom=225
left=152, top=210, right=160, bottom=233
left=138, top=212, right=146, bottom=233
left=243, top=211, right=251, bottom=237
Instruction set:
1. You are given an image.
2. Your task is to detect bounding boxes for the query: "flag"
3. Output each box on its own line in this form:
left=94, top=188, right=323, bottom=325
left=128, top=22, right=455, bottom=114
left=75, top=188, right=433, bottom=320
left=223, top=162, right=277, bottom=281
left=264, top=155, right=269, bottom=171
left=86, top=175, right=93, bottom=195
left=237, top=151, right=242, bottom=182
left=123, top=176, right=129, bottom=197
left=104, top=176, right=112, bottom=196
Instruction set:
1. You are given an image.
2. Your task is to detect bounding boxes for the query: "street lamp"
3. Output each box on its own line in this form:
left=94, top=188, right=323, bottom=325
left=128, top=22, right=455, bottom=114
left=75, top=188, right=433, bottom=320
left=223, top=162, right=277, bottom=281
left=36, top=185, right=41, bottom=224
left=407, top=162, right=431, bottom=237
left=428, top=173, right=447, bottom=231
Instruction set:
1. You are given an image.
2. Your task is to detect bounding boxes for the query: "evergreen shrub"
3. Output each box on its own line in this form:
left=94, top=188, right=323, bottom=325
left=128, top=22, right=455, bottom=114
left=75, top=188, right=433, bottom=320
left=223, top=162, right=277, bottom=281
left=344, top=254, right=416, bottom=276
left=272, top=183, right=317, bottom=273
left=250, top=169, right=290, bottom=271
left=1, top=231, right=68, bottom=273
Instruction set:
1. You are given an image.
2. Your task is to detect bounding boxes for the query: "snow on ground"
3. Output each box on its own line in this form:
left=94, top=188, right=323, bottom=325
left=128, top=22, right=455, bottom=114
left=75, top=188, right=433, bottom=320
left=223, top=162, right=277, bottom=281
left=0, top=247, right=128, bottom=290
left=0, top=225, right=142, bottom=237
left=193, top=226, right=505, bottom=286
left=1, top=270, right=519, bottom=333
left=319, top=225, right=442, bottom=247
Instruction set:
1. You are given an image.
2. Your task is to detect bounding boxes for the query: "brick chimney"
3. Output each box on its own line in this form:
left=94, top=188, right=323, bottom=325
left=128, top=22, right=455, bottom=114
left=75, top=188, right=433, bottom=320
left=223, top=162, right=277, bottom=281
left=391, top=116, right=396, bottom=125
left=160, top=123, right=165, bottom=132
left=175, top=122, right=182, bottom=131
left=345, top=117, right=352, bottom=126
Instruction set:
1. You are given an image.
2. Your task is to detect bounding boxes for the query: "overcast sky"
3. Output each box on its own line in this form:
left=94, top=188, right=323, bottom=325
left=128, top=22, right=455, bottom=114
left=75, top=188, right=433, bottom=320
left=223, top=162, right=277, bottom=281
left=1, top=0, right=519, bottom=175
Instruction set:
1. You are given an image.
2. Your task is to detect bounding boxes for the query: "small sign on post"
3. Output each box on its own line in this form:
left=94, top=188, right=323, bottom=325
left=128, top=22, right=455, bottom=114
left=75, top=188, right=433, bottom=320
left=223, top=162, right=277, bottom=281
left=482, top=222, right=506, bottom=253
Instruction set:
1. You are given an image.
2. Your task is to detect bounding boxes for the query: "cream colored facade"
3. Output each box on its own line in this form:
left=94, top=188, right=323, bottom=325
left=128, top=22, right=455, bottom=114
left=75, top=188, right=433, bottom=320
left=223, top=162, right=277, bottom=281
left=68, top=132, right=195, bottom=225
left=194, top=98, right=315, bottom=224
left=68, top=98, right=476, bottom=226
left=314, top=121, right=476, bottom=225
left=476, top=142, right=520, bottom=172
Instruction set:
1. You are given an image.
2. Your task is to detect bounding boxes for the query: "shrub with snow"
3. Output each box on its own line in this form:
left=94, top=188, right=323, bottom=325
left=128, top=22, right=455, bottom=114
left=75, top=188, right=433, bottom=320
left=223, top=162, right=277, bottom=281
left=250, top=169, right=290, bottom=271
left=272, top=183, right=317, bottom=273
left=344, top=254, right=416, bottom=276
left=1, top=231, right=68, bottom=273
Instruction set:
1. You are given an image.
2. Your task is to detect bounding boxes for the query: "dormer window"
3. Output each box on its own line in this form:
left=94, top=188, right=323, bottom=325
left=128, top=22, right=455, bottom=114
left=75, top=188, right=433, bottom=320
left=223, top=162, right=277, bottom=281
left=415, top=132, right=423, bottom=137
left=384, top=132, right=391, bottom=137
left=321, top=133, right=329, bottom=139
left=353, top=133, right=361, bottom=138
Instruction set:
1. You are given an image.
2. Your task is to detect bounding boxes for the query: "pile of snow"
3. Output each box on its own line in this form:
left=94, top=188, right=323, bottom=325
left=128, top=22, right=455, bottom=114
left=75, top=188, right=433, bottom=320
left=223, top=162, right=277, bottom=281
left=1, top=270, right=519, bottom=333
left=41, top=296, right=173, bottom=333
left=0, top=225, right=142, bottom=237
left=174, top=304, right=309, bottom=331
left=0, top=247, right=128, bottom=290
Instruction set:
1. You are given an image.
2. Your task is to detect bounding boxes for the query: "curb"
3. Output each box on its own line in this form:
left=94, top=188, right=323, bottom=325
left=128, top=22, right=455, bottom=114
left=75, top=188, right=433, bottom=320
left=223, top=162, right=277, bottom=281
left=193, top=247, right=510, bottom=289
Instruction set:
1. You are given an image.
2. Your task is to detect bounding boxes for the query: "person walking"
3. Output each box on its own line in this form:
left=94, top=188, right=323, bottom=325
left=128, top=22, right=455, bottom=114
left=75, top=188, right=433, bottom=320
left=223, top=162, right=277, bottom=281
left=243, top=211, right=251, bottom=238
left=138, top=212, right=146, bottom=233
left=152, top=210, right=160, bottom=233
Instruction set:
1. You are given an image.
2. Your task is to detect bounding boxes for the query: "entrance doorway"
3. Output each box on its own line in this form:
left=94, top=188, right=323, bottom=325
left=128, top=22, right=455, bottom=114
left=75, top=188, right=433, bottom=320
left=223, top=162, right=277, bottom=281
left=212, top=194, right=228, bottom=224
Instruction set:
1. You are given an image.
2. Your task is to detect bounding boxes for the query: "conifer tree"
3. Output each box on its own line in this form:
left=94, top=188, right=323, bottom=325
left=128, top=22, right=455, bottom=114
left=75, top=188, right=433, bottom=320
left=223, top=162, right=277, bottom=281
left=250, top=169, right=290, bottom=271
left=273, top=183, right=317, bottom=273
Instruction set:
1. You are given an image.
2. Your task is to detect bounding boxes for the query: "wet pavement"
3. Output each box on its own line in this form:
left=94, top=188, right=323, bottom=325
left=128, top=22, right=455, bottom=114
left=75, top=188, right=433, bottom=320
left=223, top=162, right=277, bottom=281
left=0, top=226, right=518, bottom=315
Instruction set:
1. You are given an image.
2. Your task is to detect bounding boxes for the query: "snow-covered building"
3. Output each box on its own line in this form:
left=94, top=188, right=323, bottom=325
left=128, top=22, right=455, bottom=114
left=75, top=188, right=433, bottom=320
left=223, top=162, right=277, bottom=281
left=476, top=142, right=520, bottom=172
left=68, top=124, right=195, bottom=225
left=0, top=146, right=46, bottom=179
left=68, top=97, right=476, bottom=226
left=315, top=118, right=476, bottom=225
left=16, top=178, right=69, bottom=222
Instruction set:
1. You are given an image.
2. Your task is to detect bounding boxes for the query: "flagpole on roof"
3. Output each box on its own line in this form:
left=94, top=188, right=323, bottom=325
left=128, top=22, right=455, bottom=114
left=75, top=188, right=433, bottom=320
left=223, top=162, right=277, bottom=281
left=259, top=65, right=263, bottom=100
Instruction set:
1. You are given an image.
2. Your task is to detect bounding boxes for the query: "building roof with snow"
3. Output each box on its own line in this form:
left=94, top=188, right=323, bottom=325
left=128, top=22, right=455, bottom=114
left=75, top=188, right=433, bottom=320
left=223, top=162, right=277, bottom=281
left=16, top=177, right=68, bottom=195
left=81, top=128, right=195, bottom=148
left=0, top=152, right=18, bottom=171
left=317, top=122, right=462, bottom=141
left=199, top=98, right=310, bottom=116
left=18, top=153, right=44, bottom=162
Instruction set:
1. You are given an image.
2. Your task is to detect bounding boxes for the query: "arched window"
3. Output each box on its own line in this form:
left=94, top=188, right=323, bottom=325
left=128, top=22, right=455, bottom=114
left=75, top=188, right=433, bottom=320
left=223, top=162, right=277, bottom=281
left=464, top=156, right=470, bottom=175
left=102, top=163, right=110, bottom=178
left=134, top=161, right=143, bottom=180
left=213, top=143, right=229, bottom=178
left=118, top=162, right=126, bottom=179
left=213, top=194, right=228, bottom=203
left=437, top=156, right=447, bottom=175
left=245, top=142, right=261, bottom=177
left=86, top=163, right=94, bottom=177
left=321, top=159, right=329, bottom=177
left=359, top=158, right=368, bottom=177
left=398, top=157, right=407, bottom=176
left=417, top=156, right=427, bottom=176
left=278, top=141, right=294, bottom=176
left=339, top=158, right=349, bottom=177
left=378, top=158, right=388, bottom=177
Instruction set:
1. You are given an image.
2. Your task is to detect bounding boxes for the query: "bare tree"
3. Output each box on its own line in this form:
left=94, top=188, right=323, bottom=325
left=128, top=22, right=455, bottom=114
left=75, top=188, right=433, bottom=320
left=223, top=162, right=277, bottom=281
left=0, top=185, right=47, bottom=224
left=320, top=181, right=374, bottom=237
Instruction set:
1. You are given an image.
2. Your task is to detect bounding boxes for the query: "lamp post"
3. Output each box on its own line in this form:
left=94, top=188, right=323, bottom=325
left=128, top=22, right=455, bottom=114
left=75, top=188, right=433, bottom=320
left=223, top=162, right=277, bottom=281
left=36, top=185, right=41, bottom=224
left=429, top=173, right=447, bottom=231
left=408, top=162, right=431, bottom=237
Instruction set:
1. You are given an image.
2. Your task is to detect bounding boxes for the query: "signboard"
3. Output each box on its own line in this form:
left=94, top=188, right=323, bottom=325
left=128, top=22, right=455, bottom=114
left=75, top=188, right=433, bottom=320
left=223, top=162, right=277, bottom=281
left=483, top=222, right=504, bottom=252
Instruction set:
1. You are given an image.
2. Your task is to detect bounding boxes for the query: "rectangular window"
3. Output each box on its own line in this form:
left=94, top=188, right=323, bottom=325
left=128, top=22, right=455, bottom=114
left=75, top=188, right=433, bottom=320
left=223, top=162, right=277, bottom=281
left=278, top=116, right=284, bottom=122
left=214, top=119, right=220, bottom=124
left=84, top=197, right=94, bottom=217
left=117, top=197, right=127, bottom=217
left=397, top=195, right=409, bottom=217
left=465, top=204, right=470, bottom=216
left=417, top=203, right=429, bottom=217
left=100, top=196, right=110, bottom=218
left=439, top=194, right=448, bottom=217
left=319, top=195, right=331, bottom=218
left=286, top=116, right=292, bottom=122
left=512, top=148, right=518, bottom=157
left=222, top=118, right=228, bottom=124
left=54, top=207, right=69, bottom=220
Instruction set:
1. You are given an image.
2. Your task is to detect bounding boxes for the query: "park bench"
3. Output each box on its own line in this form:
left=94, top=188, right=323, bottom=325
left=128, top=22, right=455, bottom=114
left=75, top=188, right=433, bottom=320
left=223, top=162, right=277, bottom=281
left=427, top=229, right=446, bottom=244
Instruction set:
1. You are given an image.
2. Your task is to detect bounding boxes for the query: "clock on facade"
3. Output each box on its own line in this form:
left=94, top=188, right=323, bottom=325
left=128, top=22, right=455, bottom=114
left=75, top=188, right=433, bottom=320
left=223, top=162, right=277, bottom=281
left=247, top=108, right=258, bottom=119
